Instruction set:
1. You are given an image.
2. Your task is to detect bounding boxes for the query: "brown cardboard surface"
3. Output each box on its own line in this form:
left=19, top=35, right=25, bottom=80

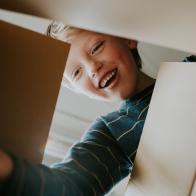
left=0, top=21, right=70, bottom=163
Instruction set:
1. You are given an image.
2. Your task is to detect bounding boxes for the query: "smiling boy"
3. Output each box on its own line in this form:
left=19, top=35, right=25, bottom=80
left=0, top=22, right=156, bottom=196
left=48, top=23, right=154, bottom=101
left=63, top=29, right=139, bottom=101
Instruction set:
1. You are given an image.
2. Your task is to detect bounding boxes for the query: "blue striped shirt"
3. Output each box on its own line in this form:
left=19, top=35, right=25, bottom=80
left=2, top=85, right=154, bottom=196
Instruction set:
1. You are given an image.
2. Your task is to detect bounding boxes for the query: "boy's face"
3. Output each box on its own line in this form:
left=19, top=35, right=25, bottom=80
left=64, top=30, right=139, bottom=102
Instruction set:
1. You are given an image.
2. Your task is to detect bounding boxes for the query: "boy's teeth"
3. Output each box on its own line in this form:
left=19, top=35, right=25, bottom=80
left=100, top=70, right=116, bottom=88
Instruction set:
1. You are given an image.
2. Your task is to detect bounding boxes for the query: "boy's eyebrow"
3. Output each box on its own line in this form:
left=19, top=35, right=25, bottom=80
left=86, top=34, right=103, bottom=49
left=85, top=36, right=95, bottom=51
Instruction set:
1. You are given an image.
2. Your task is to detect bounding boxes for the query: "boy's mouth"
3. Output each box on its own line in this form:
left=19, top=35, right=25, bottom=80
left=99, top=68, right=118, bottom=89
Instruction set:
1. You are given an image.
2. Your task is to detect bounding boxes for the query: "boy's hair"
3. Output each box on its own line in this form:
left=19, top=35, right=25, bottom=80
left=46, top=21, right=83, bottom=44
left=46, top=21, right=142, bottom=66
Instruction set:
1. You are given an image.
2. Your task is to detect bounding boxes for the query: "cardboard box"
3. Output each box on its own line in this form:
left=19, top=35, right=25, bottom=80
left=0, top=21, right=70, bottom=163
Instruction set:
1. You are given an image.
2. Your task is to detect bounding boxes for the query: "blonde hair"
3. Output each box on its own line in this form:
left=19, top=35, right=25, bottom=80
left=46, top=21, right=83, bottom=43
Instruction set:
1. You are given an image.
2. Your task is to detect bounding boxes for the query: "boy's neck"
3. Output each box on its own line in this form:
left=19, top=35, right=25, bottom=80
left=135, top=71, right=155, bottom=94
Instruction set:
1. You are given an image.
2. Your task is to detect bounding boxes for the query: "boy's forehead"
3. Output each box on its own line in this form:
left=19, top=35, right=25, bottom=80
left=70, top=31, right=97, bottom=53
left=72, top=30, right=103, bottom=43
left=69, top=30, right=109, bottom=54
left=70, top=28, right=120, bottom=44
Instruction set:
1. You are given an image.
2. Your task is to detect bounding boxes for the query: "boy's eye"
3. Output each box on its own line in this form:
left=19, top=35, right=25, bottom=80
left=90, top=41, right=105, bottom=55
left=73, top=67, right=82, bottom=79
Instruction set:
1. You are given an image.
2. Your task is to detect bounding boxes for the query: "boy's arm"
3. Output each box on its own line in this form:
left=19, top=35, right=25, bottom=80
left=0, top=120, right=132, bottom=196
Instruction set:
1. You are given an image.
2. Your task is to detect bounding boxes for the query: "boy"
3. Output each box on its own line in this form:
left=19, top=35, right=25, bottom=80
left=0, top=21, right=185, bottom=195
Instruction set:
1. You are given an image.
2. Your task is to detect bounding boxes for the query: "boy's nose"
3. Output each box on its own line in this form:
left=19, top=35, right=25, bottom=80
left=87, top=60, right=103, bottom=79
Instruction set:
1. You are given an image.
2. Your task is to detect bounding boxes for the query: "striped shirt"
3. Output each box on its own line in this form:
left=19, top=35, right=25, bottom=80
left=2, top=84, right=154, bottom=196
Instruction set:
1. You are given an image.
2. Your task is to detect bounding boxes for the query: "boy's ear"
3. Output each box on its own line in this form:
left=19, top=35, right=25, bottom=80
left=127, top=39, right=138, bottom=49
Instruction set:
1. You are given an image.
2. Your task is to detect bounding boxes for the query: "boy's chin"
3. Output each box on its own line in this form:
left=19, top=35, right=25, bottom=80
left=87, top=94, right=119, bottom=102
left=98, top=96, right=125, bottom=103
left=86, top=90, right=133, bottom=102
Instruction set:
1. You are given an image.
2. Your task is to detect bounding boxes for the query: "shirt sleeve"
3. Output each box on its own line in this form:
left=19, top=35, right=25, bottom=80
left=182, top=55, right=196, bottom=62
left=1, top=119, right=132, bottom=196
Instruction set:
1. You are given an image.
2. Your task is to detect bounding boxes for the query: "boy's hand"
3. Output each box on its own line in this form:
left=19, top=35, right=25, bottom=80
left=0, top=149, right=13, bottom=183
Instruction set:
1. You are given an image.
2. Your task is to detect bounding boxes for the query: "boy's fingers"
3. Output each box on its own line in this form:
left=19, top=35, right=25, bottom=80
left=0, top=149, right=13, bottom=182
